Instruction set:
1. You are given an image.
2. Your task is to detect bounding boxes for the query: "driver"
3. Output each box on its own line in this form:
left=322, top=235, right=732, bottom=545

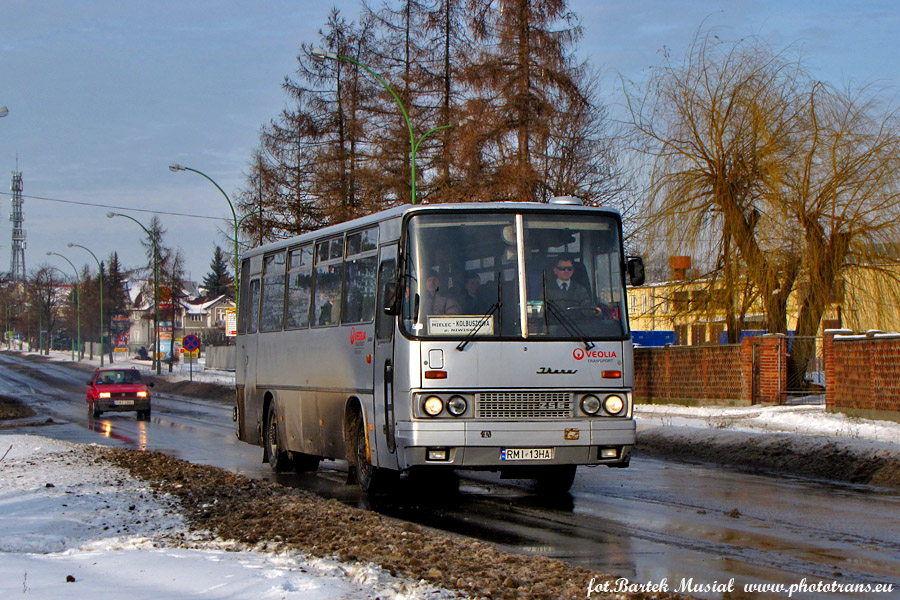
left=545, top=257, right=598, bottom=318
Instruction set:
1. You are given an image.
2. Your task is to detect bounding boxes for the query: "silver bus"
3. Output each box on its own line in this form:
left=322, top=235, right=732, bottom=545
left=234, top=197, right=645, bottom=492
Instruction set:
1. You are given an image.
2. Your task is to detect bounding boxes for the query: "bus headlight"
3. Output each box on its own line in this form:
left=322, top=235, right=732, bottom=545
left=580, top=394, right=601, bottom=415
left=423, top=396, right=444, bottom=416
left=602, top=394, right=625, bottom=416
left=446, top=395, right=467, bottom=416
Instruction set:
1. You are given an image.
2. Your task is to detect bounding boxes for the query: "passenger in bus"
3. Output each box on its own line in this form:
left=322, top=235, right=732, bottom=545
left=460, top=273, right=490, bottom=314
left=420, top=272, right=461, bottom=317
left=317, top=294, right=335, bottom=325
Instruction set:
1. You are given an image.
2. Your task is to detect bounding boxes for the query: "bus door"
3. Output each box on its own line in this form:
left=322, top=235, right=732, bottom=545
left=374, top=244, right=398, bottom=460
left=238, top=274, right=262, bottom=444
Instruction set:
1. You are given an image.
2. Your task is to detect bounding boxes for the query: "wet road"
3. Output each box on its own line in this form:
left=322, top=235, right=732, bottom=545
left=2, top=352, right=898, bottom=599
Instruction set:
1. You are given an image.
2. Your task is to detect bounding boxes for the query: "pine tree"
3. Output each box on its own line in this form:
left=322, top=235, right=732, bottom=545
left=202, top=246, right=235, bottom=299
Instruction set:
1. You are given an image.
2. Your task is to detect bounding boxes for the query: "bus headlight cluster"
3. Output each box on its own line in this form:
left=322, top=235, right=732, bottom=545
left=420, top=394, right=470, bottom=418
left=579, top=393, right=628, bottom=416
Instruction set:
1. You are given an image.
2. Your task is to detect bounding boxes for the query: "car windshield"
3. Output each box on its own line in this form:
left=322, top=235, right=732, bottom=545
left=400, top=210, right=628, bottom=340
left=97, top=370, right=142, bottom=385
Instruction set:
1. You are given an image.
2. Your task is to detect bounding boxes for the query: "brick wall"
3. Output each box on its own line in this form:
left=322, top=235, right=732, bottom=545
left=825, top=330, right=900, bottom=420
left=634, top=344, right=744, bottom=404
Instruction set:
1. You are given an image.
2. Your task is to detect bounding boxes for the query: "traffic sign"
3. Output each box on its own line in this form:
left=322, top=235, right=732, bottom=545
left=182, top=334, right=200, bottom=352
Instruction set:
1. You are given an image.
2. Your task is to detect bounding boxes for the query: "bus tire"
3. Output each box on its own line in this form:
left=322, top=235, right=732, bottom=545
left=264, top=407, right=293, bottom=472
left=534, top=465, right=577, bottom=494
left=354, top=415, right=395, bottom=493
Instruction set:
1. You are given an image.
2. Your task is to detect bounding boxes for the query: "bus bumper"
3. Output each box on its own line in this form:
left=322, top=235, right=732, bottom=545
left=394, top=419, right=634, bottom=469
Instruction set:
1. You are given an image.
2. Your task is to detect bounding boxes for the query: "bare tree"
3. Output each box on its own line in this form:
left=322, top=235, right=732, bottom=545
left=629, top=31, right=900, bottom=384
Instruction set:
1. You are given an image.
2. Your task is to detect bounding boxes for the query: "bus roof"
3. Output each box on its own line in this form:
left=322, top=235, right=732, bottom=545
left=241, top=201, right=623, bottom=260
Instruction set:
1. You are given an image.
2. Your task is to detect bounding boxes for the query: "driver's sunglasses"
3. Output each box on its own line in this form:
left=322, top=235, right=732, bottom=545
left=555, top=266, right=573, bottom=271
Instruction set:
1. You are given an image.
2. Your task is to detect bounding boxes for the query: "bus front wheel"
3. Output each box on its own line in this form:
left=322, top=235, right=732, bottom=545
left=354, top=415, right=396, bottom=493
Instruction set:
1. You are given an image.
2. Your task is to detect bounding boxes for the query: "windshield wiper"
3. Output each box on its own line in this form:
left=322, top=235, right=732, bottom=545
left=542, top=274, right=595, bottom=350
left=456, top=275, right=502, bottom=352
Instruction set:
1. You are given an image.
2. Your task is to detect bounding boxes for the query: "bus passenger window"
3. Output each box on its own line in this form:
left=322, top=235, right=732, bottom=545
left=286, top=246, right=313, bottom=329
left=260, top=253, right=286, bottom=332
left=343, top=256, right=377, bottom=323
left=314, top=238, right=343, bottom=327
left=247, top=278, right=261, bottom=334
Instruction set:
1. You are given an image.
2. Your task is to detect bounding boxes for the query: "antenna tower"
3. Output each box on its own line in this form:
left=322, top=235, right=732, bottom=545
left=10, top=170, right=26, bottom=282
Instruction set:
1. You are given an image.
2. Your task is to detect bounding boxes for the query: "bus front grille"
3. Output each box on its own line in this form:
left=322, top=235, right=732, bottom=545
left=477, top=392, right=573, bottom=419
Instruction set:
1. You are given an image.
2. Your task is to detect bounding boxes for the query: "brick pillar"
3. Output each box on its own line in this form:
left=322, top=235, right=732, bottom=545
left=823, top=329, right=852, bottom=410
left=740, top=336, right=753, bottom=403
left=740, top=334, right=788, bottom=404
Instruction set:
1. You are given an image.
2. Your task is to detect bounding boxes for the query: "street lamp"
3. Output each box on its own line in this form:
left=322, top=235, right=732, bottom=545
left=107, top=212, right=161, bottom=375
left=169, top=163, right=247, bottom=312
left=46, top=252, right=81, bottom=361
left=310, top=48, right=470, bottom=205
left=0, top=107, right=8, bottom=118
left=68, top=243, right=105, bottom=366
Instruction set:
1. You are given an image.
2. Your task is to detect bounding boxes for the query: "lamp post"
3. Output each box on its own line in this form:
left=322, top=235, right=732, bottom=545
left=310, top=48, right=469, bottom=205
left=169, top=164, right=247, bottom=313
left=107, top=212, right=161, bottom=375
left=46, top=252, right=81, bottom=361
left=68, top=243, right=105, bottom=366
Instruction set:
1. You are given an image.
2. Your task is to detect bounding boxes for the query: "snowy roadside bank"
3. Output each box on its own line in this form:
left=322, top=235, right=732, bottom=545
left=0, top=435, right=469, bottom=600
left=635, top=405, right=900, bottom=489
left=0, top=435, right=679, bottom=600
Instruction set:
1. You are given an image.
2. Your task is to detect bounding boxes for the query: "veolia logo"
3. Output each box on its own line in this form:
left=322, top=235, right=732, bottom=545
left=573, top=348, right=617, bottom=360
left=350, top=328, right=366, bottom=345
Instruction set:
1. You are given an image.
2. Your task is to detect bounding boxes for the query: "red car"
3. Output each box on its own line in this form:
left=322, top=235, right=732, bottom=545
left=86, top=368, right=153, bottom=420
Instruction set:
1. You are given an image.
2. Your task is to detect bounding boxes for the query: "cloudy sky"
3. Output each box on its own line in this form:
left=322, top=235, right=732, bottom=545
left=0, top=0, right=896, bottom=281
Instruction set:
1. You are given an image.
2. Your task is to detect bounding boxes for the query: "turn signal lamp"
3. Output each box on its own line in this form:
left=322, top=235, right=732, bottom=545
left=424, top=370, right=447, bottom=379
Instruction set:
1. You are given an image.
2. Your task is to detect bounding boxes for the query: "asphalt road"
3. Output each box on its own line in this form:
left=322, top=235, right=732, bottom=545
left=2, top=351, right=898, bottom=599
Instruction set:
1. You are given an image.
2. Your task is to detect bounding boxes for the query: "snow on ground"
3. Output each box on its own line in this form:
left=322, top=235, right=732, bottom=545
left=0, top=435, right=459, bottom=600
left=635, top=403, right=900, bottom=444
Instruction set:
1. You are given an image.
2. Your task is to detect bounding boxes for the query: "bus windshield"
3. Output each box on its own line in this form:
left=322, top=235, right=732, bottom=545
left=400, top=211, right=628, bottom=340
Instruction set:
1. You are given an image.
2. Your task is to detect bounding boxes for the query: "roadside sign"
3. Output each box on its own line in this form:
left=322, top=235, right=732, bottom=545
left=226, top=308, right=237, bottom=337
left=182, top=334, right=200, bottom=352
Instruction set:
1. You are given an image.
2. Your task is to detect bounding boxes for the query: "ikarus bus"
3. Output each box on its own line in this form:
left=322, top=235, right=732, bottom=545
left=234, top=197, right=645, bottom=493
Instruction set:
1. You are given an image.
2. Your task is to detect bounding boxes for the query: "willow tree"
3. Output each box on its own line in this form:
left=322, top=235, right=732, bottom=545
left=629, top=31, right=900, bottom=384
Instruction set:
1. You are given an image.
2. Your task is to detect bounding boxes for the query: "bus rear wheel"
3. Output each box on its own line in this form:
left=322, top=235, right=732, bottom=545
left=264, top=408, right=293, bottom=472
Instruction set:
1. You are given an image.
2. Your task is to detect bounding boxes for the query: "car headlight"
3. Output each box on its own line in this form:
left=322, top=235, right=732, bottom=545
left=580, top=394, right=601, bottom=415
left=602, top=394, right=625, bottom=416
left=137, top=391, right=148, bottom=398
left=99, top=392, right=111, bottom=399
left=423, top=396, right=443, bottom=416
left=446, top=395, right=467, bottom=416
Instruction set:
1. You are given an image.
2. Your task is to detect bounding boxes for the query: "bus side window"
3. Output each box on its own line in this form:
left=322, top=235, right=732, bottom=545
left=343, top=255, right=377, bottom=324
left=286, top=245, right=313, bottom=329
left=260, top=252, right=286, bottom=332
left=247, top=278, right=261, bottom=334
left=314, top=238, right=343, bottom=327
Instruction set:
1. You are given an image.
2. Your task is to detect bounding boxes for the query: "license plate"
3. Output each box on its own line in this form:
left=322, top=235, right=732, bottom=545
left=500, top=448, right=554, bottom=461
left=113, top=400, right=134, bottom=406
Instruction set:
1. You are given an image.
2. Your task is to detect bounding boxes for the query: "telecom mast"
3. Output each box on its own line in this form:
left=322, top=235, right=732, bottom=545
left=9, top=170, right=25, bottom=282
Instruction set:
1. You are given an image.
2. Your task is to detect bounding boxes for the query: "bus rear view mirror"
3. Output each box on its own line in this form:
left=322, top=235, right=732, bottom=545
left=627, top=257, right=645, bottom=286
left=383, top=281, right=400, bottom=315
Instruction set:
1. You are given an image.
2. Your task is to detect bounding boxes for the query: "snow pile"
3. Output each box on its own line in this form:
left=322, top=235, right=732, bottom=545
left=0, top=435, right=462, bottom=600
left=635, top=403, right=900, bottom=443
left=635, top=405, right=900, bottom=488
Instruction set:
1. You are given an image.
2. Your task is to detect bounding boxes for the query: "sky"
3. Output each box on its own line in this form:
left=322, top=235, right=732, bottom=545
left=0, top=1, right=897, bottom=283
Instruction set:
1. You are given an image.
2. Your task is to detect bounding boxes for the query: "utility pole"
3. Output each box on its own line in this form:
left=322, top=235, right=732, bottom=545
left=9, top=170, right=25, bottom=282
